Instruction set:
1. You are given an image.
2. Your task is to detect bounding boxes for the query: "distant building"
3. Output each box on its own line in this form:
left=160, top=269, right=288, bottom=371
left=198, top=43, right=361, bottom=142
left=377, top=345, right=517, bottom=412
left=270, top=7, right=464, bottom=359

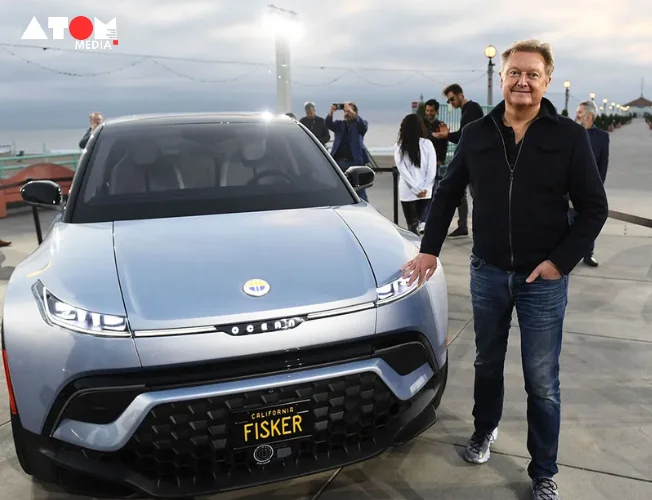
left=623, top=95, right=652, bottom=116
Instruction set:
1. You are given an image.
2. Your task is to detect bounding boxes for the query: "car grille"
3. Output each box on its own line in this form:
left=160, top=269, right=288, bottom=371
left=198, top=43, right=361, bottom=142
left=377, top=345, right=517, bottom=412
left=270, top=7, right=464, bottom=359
left=76, top=371, right=412, bottom=495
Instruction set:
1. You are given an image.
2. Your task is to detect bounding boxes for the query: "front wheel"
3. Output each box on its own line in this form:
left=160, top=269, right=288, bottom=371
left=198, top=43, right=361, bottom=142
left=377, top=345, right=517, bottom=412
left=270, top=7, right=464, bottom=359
left=10, top=413, right=139, bottom=498
left=10, top=413, right=59, bottom=484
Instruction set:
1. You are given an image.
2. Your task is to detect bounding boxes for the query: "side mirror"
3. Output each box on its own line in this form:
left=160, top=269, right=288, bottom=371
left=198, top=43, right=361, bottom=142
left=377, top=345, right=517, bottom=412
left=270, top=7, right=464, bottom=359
left=20, top=180, right=64, bottom=211
left=345, top=165, right=375, bottom=192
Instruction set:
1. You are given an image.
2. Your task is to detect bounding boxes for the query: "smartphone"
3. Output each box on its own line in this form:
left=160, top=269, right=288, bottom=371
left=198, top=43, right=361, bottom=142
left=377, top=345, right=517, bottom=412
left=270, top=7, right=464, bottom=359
left=333, top=103, right=345, bottom=110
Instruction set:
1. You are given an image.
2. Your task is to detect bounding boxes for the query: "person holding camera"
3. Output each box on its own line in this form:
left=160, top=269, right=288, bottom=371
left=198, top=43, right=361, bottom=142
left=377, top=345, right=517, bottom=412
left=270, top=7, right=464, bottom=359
left=326, top=102, right=370, bottom=201
left=79, top=111, right=103, bottom=149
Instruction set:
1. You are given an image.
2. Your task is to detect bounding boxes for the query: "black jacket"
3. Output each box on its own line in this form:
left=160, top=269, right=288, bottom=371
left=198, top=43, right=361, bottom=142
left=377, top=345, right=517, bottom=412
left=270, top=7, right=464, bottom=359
left=447, top=100, right=484, bottom=144
left=299, top=115, right=331, bottom=145
left=79, top=127, right=92, bottom=149
left=587, top=126, right=609, bottom=182
left=420, top=97, right=609, bottom=276
left=423, top=117, right=449, bottom=165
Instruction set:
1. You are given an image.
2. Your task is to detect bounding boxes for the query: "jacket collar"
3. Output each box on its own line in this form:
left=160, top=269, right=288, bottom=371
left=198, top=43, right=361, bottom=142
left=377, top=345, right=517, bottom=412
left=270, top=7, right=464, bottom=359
left=487, top=96, right=559, bottom=124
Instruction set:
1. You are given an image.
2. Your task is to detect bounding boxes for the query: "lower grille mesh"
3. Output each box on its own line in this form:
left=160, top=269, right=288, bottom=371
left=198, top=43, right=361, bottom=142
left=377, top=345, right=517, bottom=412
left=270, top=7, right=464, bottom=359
left=81, top=372, right=411, bottom=490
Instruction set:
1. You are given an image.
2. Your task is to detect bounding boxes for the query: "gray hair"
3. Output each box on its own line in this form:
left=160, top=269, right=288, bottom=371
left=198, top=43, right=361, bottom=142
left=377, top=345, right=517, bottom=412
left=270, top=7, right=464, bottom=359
left=579, top=100, right=599, bottom=119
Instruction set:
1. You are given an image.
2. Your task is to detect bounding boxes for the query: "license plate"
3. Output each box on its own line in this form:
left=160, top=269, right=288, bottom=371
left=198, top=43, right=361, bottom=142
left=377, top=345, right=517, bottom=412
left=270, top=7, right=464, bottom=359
left=231, top=400, right=313, bottom=448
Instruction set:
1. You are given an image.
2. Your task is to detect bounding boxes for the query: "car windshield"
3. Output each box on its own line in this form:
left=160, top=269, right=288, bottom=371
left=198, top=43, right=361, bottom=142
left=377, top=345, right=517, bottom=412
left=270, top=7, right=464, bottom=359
left=70, top=120, right=355, bottom=223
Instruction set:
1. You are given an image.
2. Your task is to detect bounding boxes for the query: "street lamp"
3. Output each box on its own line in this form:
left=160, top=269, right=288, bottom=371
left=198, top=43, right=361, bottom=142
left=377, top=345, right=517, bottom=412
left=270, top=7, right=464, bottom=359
left=602, top=98, right=608, bottom=115
left=263, top=4, right=304, bottom=114
left=589, top=92, right=596, bottom=100
left=563, top=80, right=571, bottom=113
left=484, top=45, right=497, bottom=106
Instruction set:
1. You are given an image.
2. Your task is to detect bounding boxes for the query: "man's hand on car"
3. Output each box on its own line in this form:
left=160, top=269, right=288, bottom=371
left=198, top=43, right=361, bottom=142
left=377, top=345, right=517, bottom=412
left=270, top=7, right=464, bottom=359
left=401, top=253, right=438, bottom=287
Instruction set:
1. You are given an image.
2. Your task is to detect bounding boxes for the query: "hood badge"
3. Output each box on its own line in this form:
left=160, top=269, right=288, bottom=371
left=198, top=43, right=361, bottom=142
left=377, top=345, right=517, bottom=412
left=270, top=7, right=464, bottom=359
left=243, top=279, right=270, bottom=297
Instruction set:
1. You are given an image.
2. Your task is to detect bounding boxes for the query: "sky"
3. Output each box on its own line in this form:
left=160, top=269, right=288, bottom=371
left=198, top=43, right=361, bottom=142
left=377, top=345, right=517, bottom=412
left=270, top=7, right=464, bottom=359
left=0, top=0, right=651, bottom=133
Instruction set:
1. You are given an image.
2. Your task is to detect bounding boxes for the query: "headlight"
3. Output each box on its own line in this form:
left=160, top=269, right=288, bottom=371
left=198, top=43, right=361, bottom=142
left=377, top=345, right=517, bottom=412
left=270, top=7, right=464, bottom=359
left=38, top=284, right=130, bottom=337
left=376, top=276, right=420, bottom=305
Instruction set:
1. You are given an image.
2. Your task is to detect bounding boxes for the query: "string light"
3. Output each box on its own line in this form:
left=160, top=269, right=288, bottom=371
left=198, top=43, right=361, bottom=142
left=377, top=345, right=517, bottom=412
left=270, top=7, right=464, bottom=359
left=0, top=42, right=485, bottom=88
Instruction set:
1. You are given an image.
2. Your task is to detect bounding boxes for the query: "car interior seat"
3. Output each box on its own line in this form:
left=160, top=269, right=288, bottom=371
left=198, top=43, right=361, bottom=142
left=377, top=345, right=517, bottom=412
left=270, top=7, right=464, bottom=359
left=108, top=138, right=185, bottom=195
left=175, top=142, right=217, bottom=189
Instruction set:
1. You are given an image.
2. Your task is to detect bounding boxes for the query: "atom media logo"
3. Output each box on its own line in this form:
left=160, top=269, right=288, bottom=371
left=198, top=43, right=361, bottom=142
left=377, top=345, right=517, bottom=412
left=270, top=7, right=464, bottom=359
left=21, top=16, right=118, bottom=50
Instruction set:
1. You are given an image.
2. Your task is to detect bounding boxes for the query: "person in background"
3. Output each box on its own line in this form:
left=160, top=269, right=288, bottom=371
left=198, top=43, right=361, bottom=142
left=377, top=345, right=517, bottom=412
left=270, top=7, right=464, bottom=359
left=0, top=239, right=10, bottom=247
left=299, top=102, right=330, bottom=146
left=434, top=84, right=484, bottom=239
left=423, top=99, right=449, bottom=166
left=326, top=102, right=369, bottom=201
left=79, top=112, right=103, bottom=149
left=394, top=113, right=437, bottom=234
left=401, top=39, right=608, bottom=500
left=419, top=98, right=449, bottom=234
left=571, top=99, right=610, bottom=267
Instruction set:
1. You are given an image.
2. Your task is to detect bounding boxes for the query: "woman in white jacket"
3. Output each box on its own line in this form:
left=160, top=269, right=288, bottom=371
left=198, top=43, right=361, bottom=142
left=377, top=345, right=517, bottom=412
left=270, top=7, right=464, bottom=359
left=393, top=113, right=437, bottom=234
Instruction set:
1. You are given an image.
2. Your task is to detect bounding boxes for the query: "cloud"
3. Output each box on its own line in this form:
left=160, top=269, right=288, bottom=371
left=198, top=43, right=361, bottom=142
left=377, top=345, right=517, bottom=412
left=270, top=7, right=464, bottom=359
left=0, top=0, right=650, bottom=133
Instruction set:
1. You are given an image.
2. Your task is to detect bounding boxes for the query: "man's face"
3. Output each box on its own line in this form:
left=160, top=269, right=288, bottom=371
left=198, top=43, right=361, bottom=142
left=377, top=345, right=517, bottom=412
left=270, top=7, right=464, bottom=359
left=446, top=93, right=462, bottom=109
left=425, top=105, right=438, bottom=122
left=90, top=113, right=102, bottom=126
left=500, top=51, right=550, bottom=108
left=575, top=105, right=593, bottom=128
left=305, top=106, right=315, bottom=119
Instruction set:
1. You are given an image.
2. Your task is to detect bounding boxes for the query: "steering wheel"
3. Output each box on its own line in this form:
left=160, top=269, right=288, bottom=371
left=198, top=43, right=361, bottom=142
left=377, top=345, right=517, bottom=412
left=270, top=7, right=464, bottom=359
left=246, top=170, right=294, bottom=186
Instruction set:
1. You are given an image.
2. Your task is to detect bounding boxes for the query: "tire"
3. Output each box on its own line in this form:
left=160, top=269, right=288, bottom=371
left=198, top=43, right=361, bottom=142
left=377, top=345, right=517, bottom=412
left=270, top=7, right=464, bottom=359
left=10, top=413, right=59, bottom=485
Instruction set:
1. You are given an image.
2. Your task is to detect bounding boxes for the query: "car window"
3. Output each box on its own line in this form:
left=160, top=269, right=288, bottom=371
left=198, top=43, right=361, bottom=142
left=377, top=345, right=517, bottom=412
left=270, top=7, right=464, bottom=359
left=71, top=120, right=355, bottom=223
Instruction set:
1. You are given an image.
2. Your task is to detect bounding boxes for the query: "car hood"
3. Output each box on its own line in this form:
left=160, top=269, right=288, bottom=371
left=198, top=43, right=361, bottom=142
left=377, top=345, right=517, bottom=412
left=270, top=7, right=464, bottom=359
left=113, top=208, right=378, bottom=331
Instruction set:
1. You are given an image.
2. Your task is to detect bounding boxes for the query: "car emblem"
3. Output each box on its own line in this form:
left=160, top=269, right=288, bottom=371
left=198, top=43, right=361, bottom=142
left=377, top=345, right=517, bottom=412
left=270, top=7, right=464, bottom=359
left=243, top=279, right=270, bottom=297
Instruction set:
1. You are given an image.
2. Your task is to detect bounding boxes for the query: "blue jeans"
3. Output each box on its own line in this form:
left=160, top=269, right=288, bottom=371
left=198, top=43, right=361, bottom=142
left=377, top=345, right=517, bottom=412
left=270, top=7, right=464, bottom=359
left=336, top=158, right=368, bottom=201
left=469, top=254, right=568, bottom=480
left=567, top=208, right=594, bottom=257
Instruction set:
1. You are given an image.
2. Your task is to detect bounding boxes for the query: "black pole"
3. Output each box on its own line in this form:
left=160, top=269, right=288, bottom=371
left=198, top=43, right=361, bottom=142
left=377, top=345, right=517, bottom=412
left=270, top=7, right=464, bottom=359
left=392, top=168, right=399, bottom=224
left=32, top=206, right=43, bottom=244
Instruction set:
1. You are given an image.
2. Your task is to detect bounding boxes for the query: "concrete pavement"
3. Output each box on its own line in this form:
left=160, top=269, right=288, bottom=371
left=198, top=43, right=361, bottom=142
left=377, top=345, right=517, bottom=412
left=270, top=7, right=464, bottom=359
left=0, top=119, right=651, bottom=499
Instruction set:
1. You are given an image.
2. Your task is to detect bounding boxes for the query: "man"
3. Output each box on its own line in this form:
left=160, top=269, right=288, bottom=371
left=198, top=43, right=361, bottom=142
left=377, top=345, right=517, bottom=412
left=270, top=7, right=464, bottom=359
left=572, top=99, right=610, bottom=266
left=300, top=102, right=331, bottom=146
left=0, top=239, right=10, bottom=247
left=423, top=99, right=449, bottom=166
left=418, top=99, right=449, bottom=233
left=401, top=40, right=608, bottom=499
left=433, top=84, right=484, bottom=238
left=326, top=102, right=370, bottom=201
left=79, top=112, right=103, bottom=149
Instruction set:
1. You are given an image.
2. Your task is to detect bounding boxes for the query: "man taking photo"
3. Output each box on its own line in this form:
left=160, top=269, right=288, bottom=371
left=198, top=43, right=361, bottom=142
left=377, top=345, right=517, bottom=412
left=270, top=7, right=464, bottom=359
left=326, top=102, right=370, bottom=201
left=401, top=39, right=608, bottom=500
left=79, top=111, right=103, bottom=149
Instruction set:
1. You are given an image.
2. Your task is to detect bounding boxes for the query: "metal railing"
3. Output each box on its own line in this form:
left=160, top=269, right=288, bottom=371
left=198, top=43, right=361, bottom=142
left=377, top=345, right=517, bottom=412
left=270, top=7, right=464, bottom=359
left=4, top=150, right=649, bottom=247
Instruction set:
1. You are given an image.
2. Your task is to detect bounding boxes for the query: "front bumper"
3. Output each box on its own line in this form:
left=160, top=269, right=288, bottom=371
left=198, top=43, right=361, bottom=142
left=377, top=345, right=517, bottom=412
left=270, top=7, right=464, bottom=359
left=34, top=333, right=448, bottom=498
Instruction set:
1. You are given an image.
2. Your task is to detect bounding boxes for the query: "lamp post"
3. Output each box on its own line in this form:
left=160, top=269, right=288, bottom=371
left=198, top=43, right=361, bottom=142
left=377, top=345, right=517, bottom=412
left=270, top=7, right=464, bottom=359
left=563, top=80, right=571, bottom=113
left=264, top=5, right=304, bottom=114
left=603, top=98, right=608, bottom=115
left=484, top=45, right=497, bottom=106
left=590, top=92, right=596, bottom=101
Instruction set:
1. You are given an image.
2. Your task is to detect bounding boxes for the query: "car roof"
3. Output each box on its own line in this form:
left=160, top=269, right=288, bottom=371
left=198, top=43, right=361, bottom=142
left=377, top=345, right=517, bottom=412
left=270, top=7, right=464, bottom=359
left=102, top=112, right=298, bottom=129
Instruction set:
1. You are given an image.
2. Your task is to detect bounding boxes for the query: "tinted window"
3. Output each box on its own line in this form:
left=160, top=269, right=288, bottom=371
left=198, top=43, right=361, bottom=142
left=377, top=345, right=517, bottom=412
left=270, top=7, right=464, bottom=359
left=70, top=121, right=354, bottom=223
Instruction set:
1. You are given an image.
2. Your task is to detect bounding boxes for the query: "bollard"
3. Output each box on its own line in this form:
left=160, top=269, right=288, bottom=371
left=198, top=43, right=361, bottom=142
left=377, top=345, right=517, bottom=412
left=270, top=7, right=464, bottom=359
left=392, top=168, right=399, bottom=224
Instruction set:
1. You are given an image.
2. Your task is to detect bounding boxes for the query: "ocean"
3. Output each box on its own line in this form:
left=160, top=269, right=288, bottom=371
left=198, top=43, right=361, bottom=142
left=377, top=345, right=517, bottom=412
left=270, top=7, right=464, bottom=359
left=0, top=121, right=409, bottom=156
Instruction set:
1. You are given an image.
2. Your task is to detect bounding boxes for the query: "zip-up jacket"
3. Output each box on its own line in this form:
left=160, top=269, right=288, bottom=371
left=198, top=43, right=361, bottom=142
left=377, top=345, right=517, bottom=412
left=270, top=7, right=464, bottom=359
left=420, top=97, right=609, bottom=276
